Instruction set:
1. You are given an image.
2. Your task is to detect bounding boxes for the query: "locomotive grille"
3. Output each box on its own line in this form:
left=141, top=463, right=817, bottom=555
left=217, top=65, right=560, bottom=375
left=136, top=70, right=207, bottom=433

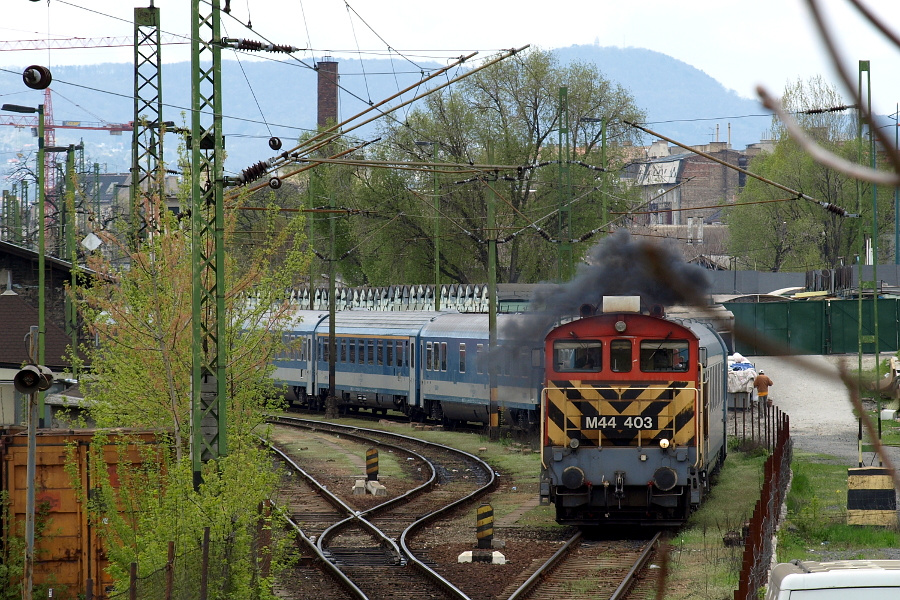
left=544, top=380, right=697, bottom=447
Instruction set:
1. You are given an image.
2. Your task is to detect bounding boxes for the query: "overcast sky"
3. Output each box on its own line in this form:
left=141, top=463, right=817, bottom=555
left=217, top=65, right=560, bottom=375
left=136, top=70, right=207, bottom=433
left=2, top=0, right=900, bottom=117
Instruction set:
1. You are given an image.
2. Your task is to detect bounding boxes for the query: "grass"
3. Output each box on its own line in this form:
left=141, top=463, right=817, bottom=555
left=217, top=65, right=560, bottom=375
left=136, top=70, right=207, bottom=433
left=776, top=451, right=900, bottom=562
left=663, top=445, right=768, bottom=600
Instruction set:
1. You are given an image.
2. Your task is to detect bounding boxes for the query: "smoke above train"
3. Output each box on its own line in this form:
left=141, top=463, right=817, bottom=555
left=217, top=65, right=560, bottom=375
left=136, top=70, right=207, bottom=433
left=498, top=229, right=712, bottom=365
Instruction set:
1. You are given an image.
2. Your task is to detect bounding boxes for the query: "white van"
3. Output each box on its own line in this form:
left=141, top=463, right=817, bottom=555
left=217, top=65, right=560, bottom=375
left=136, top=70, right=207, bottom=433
left=766, top=560, right=900, bottom=599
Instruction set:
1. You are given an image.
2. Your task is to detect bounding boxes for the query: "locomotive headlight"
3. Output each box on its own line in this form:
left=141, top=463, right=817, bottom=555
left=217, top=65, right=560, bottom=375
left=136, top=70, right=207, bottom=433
left=659, top=438, right=670, bottom=450
left=569, top=437, right=580, bottom=449
left=614, top=320, right=627, bottom=332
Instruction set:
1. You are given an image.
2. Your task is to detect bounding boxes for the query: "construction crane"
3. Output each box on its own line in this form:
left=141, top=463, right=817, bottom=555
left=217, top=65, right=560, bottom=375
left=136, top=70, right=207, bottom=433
left=0, top=33, right=176, bottom=197
left=1, top=88, right=131, bottom=197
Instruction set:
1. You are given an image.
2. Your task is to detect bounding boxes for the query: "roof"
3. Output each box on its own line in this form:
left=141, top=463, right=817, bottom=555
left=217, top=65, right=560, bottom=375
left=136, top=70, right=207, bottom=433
left=0, top=292, right=73, bottom=369
left=0, top=239, right=101, bottom=279
left=769, top=560, right=900, bottom=592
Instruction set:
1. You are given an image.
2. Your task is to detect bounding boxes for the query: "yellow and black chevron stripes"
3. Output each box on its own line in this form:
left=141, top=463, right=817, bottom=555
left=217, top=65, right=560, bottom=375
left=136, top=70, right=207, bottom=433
left=545, top=380, right=697, bottom=448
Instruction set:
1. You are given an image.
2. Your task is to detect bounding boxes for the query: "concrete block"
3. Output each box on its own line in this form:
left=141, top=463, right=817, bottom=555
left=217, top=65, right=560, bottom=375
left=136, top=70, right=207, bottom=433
left=366, top=480, right=387, bottom=496
left=352, top=479, right=366, bottom=495
left=457, top=550, right=506, bottom=564
left=881, top=409, right=897, bottom=421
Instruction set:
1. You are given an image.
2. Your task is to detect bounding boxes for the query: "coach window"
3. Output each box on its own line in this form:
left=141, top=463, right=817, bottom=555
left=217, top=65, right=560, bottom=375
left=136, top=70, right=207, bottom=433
left=553, top=341, right=601, bottom=372
left=640, top=340, right=689, bottom=372
left=368, top=340, right=375, bottom=365
left=476, top=344, right=484, bottom=374
left=425, top=342, right=433, bottom=371
left=375, top=340, right=383, bottom=365
left=348, top=338, right=356, bottom=363
left=441, top=342, right=448, bottom=371
left=459, top=343, right=466, bottom=373
left=610, top=339, right=632, bottom=372
left=386, top=341, right=394, bottom=367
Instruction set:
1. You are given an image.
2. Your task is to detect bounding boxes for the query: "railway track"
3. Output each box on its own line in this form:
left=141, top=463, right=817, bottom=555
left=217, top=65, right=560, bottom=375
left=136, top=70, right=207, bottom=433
left=266, top=415, right=497, bottom=599
left=505, top=531, right=661, bottom=600
left=266, top=416, right=664, bottom=600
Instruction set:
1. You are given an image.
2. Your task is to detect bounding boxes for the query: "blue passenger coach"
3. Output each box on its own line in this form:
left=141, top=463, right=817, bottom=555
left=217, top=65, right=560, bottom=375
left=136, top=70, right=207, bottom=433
left=272, top=310, right=544, bottom=427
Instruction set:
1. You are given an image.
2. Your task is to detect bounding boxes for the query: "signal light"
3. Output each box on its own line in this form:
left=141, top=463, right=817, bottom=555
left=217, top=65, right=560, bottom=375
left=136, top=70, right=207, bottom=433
left=14, top=365, right=53, bottom=394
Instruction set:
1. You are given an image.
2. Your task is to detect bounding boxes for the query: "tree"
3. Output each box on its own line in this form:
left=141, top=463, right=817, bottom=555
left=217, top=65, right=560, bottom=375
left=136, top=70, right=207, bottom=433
left=69, top=187, right=309, bottom=596
left=726, top=77, right=890, bottom=271
left=345, top=47, right=646, bottom=285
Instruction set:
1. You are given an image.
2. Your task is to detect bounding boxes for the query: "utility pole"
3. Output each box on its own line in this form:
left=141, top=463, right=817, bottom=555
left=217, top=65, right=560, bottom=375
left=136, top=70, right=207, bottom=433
left=190, top=0, right=227, bottom=488
left=856, top=60, right=880, bottom=465
left=64, top=145, right=79, bottom=357
left=487, top=142, right=498, bottom=438
left=894, top=103, right=899, bottom=266
left=557, top=87, right=572, bottom=282
left=132, top=2, right=165, bottom=247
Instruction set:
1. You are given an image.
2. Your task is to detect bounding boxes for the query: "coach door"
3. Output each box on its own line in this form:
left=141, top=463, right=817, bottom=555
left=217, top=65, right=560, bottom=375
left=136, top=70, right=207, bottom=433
left=408, top=336, right=418, bottom=408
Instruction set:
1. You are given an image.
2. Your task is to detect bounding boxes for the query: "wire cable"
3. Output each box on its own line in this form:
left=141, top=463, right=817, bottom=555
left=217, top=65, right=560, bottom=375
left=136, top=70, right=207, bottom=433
left=222, top=21, right=272, bottom=137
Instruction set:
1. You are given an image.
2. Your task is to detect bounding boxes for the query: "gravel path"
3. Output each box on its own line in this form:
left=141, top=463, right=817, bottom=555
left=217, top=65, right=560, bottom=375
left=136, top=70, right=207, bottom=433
left=747, top=354, right=900, bottom=466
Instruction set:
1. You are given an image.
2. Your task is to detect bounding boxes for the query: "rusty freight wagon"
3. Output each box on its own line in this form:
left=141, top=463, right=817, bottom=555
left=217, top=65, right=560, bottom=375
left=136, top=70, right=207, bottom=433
left=1, top=429, right=160, bottom=598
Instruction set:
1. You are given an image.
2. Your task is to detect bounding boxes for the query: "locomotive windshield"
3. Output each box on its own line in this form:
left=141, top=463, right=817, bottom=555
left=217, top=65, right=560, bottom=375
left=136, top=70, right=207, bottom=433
left=639, top=340, right=689, bottom=372
left=553, top=340, right=601, bottom=372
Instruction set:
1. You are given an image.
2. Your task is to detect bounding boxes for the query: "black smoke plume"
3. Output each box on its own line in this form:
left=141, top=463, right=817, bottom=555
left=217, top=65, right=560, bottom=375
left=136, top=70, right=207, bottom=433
left=499, top=230, right=711, bottom=356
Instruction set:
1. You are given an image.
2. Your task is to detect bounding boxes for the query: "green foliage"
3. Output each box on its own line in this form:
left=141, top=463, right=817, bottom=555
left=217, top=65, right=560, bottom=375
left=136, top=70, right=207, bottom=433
left=68, top=433, right=295, bottom=599
left=777, top=454, right=900, bottom=562
left=65, top=165, right=309, bottom=595
left=726, top=76, right=893, bottom=271
left=345, top=47, right=646, bottom=285
left=0, top=492, right=24, bottom=599
left=73, top=204, right=309, bottom=455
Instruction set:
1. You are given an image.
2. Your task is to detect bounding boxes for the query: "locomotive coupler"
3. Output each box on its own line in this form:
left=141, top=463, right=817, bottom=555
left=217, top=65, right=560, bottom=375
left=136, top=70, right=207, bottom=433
left=614, top=471, right=625, bottom=498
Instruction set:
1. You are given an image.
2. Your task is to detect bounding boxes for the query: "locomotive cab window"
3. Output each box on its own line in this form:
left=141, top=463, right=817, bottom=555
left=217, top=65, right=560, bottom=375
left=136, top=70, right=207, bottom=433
left=640, top=340, right=689, bottom=372
left=553, top=341, right=601, bottom=372
left=610, top=339, right=632, bottom=372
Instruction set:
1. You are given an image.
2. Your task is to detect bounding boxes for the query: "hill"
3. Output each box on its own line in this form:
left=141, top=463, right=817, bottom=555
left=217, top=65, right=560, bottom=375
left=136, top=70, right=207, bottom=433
left=1, top=46, right=776, bottom=179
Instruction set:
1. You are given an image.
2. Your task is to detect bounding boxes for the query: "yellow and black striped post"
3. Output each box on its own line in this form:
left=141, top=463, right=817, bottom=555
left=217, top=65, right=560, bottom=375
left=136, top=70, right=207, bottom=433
left=476, top=503, right=493, bottom=549
left=366, top=448, right=379, bottom=481
left=847, top=467, right=897, bottom=527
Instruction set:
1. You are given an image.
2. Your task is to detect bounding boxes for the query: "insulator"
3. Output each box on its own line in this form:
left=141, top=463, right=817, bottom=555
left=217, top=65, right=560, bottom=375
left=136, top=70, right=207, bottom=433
left=269, top=137, right=283, bottom=151
left=222, top=38, right=298, bottom=53
left=239, top=161, right=269, bottom=184
left=237, top=39, right=264, bottom=51
left=23, top=65, right=52, bottom=90
left=269, top=177, right=282, bottom=189
left=269, top=44, right=298, bottom=53
left=821, top=202, right=849, bottom=217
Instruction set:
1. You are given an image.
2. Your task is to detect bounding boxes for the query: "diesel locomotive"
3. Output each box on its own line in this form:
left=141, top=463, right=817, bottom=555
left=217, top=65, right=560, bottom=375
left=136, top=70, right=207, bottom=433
left=539, top=296, right=729, bottom=526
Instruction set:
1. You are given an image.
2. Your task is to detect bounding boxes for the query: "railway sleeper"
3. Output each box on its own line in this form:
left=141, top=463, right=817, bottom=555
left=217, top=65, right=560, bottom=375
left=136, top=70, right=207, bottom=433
left=324, top=546, right=402, bottom=567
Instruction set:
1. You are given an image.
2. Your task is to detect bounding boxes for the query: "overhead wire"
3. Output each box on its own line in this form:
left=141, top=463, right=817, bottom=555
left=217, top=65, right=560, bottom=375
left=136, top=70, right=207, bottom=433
left=344, top=1, right=373, bottom=106
left=222, top=20, right=273, bottom=137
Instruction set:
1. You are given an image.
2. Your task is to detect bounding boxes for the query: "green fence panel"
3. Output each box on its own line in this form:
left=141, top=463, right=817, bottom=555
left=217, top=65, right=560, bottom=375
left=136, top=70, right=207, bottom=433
left=726, top=303, right=762, bottom=356
left=725, top=299, right=897, bottom=356
left=786, top=301, right=826, bottom=354
left=876, top=298, right=900, bottom=353
left=828, top=299, right=900, bottom=354
left=828, top=299, right=860, bottom=354
left=725, top=302, right=791, bottom=356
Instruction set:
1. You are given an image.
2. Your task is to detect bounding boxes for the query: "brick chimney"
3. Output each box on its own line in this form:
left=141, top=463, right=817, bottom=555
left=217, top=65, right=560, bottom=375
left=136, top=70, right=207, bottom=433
left=317, top=57, right=339, bottom=128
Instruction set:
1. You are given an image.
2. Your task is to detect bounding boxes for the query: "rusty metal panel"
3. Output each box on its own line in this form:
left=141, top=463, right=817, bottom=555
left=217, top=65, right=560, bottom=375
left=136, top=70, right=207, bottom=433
left=1, top=429, right=159, bottom=599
